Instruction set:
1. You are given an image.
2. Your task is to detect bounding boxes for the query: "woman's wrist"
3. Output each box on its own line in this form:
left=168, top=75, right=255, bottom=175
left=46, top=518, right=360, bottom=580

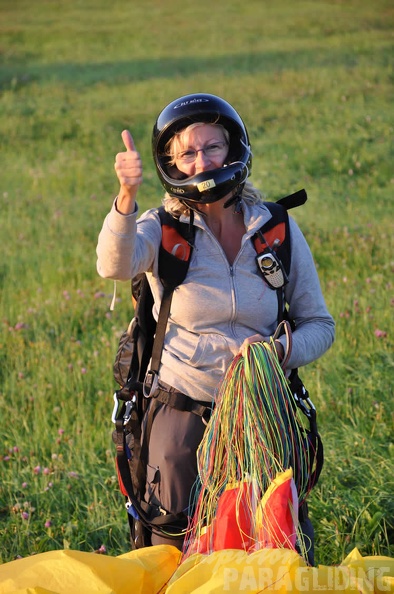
left=115, top=194, right=136, bottom=215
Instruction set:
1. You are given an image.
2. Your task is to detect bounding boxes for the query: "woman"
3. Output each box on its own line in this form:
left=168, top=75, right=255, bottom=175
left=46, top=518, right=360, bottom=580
left=97, top=93, right=335, bottom=560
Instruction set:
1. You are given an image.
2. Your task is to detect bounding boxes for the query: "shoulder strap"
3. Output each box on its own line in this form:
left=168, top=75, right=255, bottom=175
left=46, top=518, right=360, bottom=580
left=253, top=189, right=306, bottom=274
left=276, top=188, right=307, bottom=210
left=145, top=208, right=195, bottom=394
left=252, top=189, right=307, bottom=321
left=255, top=201, right=292, bottom=276
left=157, top=206, right=195, bottom=289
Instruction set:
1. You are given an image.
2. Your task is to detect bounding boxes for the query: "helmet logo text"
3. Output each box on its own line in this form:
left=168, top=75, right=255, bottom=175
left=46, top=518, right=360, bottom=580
left=174, top=98, right=210, bottom=109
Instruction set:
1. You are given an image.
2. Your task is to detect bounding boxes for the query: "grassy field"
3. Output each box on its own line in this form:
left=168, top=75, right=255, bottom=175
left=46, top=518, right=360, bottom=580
left=0, top=0, right=393, bottom=566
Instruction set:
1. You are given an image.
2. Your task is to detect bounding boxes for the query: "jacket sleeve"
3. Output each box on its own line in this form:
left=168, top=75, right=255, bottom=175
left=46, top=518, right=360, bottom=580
left=96, top=201, right=161, bottom=281
left=279, top=217, right=335, bottom=369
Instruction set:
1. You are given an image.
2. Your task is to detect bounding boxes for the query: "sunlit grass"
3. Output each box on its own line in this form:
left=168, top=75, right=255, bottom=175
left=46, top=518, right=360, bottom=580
left=0, top=0, right=393, bottom=566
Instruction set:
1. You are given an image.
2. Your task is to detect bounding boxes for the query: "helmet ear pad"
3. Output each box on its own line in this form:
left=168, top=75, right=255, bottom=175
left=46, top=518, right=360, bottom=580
left=165, top=163, right=188, bottom=181
left=224, top=137, right=243, bottom=166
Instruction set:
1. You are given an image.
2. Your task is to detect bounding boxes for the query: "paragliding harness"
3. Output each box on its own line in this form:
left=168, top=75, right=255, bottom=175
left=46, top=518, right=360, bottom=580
left=111, top=188, right=324, bottom=549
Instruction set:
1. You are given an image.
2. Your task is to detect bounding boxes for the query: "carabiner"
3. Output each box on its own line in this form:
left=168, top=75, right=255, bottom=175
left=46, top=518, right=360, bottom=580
left=111, top=392, right=123, bottom=424
left=123, top=396, right=136, bottom=425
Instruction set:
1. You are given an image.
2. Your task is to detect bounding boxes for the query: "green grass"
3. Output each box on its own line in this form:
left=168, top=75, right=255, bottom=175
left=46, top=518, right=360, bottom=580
left=0, top=0, right=393, bottom=566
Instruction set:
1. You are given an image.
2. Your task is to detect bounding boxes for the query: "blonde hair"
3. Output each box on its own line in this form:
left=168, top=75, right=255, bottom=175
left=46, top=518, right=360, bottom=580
left=162, top=180, right=263, bottom=217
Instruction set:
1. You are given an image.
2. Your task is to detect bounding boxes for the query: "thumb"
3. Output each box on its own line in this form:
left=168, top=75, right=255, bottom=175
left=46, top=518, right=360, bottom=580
left=121, top=129, right=136, bottom=152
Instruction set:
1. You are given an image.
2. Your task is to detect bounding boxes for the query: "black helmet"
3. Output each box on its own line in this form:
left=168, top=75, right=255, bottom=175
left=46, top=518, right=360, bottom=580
left=152, top=93, right=252, bottom=204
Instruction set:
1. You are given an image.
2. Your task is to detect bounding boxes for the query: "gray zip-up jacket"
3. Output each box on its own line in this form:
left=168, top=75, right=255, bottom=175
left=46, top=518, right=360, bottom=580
left=97, top=200, right=335, bottom=402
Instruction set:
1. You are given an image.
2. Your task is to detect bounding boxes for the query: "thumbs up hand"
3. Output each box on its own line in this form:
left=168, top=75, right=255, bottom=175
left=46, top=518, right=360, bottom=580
left=114, top=130, right=143, bottom=214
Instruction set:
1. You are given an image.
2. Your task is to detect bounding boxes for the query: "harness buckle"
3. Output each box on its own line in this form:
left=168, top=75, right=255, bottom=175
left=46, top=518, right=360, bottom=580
left=143, top=370, right=159, bottom=398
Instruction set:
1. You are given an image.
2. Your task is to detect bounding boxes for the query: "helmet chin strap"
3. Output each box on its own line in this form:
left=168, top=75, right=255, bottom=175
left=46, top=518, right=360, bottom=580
left=223, top=187, right=244, bottom=212
left=180, top=200, right=206, bottom=219
left=182, top=190, right=242, bottom=213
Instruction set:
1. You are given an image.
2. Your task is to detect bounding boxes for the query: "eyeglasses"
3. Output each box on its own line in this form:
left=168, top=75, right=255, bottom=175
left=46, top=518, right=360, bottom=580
left=176, top=141, right=228, bottom=163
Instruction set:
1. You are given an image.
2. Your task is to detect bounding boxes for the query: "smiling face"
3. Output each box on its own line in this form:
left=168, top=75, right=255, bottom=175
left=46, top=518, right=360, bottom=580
left=171, top=123, right=229, bottom=177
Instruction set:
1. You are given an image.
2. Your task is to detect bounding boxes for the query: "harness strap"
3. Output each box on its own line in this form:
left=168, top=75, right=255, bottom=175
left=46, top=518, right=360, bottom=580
left=140, top=501, right=188, bottom=529
left=306, top=421, right=324, bottom=490
left=289, top=369, right=324, bottom=490
left=146, top=287, right=173, bottom=390
left=152, top=385, right=213, bottom=423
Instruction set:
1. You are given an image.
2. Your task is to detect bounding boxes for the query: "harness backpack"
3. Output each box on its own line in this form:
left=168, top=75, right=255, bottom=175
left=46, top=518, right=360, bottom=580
left=112, top=189, right=323, bottom=548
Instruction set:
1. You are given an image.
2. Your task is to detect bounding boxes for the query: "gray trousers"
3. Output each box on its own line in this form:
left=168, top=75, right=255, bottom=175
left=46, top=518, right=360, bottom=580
left=143, top=399, right=206, bottom=547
